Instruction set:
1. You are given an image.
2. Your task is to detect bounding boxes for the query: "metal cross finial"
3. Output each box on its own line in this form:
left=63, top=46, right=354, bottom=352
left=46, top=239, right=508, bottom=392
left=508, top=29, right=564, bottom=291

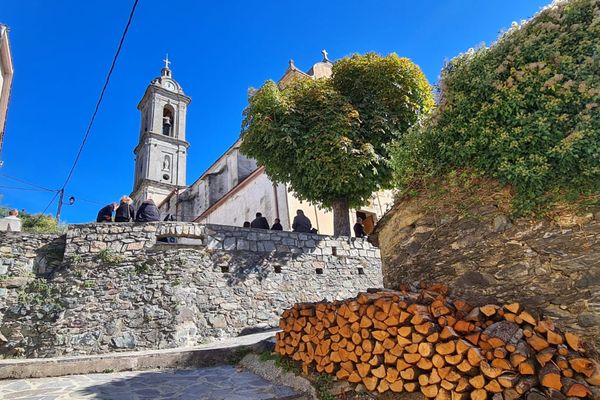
left=163, top=54, right=171, bottom=69
left=321, top=49, right=329, bottom=61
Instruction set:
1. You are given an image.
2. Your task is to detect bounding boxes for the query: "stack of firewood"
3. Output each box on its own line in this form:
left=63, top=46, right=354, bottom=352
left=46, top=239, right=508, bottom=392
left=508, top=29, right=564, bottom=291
left=274, top=286, right=600, bottom=399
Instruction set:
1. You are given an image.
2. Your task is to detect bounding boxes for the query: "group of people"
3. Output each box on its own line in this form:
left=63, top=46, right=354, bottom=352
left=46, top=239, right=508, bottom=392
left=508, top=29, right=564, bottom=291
left=242, top=210, right=317, bottom=234
left=243, top=210, right=367, bottom=238
left=96, top=199, right=368, bottom=237
left=96, top=197, right=160, bottom=223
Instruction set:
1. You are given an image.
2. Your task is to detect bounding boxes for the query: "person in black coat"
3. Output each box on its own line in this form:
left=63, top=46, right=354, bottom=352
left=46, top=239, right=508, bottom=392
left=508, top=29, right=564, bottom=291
left=354, top=217, right=366, bottom=238
left=250, top=212, right=270, bottom=229
left=271, top=218, right=283, bottom=231
left=115, top=196, right=135, bottom=222
left=292, top=209, right=312, bottom=233
left=135, top=199, right=160, bottom=222
left=96, top=203, right=117, bottom=222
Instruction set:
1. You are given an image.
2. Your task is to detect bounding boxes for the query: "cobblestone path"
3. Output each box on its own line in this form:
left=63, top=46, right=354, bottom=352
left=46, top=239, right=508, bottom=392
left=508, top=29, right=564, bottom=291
left=0, top=365, right=300, bottom=400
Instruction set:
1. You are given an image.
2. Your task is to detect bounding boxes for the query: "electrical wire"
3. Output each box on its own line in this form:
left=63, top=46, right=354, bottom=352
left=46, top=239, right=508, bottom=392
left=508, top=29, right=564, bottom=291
left=0, top=185, right=56, bottom=192
left=59, top=0, right=140, bottom=192
left=0, top=173, right=57, bottom=192
left=39, top=190, right=61, bottom=216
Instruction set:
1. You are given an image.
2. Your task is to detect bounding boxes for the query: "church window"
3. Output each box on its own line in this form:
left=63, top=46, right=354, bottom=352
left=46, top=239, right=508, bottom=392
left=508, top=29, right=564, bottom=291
left=162, top=105, right=175, bottom=136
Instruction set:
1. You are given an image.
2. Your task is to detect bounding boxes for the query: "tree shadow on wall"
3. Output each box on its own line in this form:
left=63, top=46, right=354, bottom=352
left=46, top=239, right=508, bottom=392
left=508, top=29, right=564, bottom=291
left=221, top=251, right=296, bottom=287
left=76, top=366, right=300, bottom=399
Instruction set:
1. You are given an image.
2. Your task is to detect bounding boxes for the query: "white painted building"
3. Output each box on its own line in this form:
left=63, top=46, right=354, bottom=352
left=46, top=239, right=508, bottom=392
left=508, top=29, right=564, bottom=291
left=133, top=53, right=395, bottom=235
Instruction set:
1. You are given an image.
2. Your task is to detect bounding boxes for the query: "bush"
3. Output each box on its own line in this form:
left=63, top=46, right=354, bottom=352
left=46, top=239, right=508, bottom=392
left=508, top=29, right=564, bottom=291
left=392, top=0, right=600, bottom=216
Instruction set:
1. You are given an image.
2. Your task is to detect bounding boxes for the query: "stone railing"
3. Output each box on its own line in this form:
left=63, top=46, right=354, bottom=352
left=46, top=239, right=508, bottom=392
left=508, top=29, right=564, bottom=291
left=1, top=222, right=383, bottom=357
left=64, top=222, right=380, bottom=259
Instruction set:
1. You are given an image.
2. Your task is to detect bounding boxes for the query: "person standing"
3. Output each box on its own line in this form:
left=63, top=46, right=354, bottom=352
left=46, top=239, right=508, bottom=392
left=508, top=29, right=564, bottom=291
left=1, top=209, right=22, bottom=231
left=353, top=217, right=366, bottom=238
left=250, top=212, right=270, bottom=229
left=96, top=203, right=118, bottom=222
left=292, top=210, right=312, bottom=233
left=115, top=196, right=135, bottom=222
left=271, top=218, right=283, bottom=231
left=135, top=199, right=160, bottom=222
left=3, top=209, right=20, bottom=221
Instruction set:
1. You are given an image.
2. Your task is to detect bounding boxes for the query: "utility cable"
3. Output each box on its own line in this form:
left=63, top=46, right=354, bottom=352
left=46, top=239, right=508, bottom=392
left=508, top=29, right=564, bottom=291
left=59, top=0, right=140, bottom=192
left=0, top=173, right=57, bottom=192
left=0, top=185, right=55, bottom=192
left=39, top=190, right=61, bottom=216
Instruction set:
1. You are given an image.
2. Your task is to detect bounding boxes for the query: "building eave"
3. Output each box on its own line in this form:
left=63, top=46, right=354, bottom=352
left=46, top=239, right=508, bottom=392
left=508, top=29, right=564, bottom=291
left=194, top=166, right=266, bottom=222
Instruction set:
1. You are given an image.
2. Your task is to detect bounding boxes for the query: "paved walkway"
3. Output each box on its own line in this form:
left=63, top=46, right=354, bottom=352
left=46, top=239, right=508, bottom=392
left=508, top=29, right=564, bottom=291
left=0, top=365, right=301, bottom=400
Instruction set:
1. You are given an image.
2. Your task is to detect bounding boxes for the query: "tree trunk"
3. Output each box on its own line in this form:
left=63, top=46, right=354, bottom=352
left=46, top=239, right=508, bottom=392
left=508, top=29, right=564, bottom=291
left=332, top=198, right=351, bottom=237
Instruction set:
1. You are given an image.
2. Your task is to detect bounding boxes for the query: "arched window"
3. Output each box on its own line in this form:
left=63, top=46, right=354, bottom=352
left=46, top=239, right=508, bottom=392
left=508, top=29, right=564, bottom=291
left=162, top=105, right=175, bottom=136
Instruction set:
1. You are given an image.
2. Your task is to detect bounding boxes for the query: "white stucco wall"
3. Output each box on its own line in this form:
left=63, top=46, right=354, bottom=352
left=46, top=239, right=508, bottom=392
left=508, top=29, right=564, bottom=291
left=198, top=171, right=289, bottom=229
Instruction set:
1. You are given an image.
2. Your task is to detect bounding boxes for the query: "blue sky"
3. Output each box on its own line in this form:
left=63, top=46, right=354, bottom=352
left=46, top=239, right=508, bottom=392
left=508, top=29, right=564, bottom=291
left=1, top=0, right=550, bottom=223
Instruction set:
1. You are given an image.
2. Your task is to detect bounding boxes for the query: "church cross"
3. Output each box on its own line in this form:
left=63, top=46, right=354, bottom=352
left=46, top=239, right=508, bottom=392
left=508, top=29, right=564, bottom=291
left=163, top=54, right=171, bottom=69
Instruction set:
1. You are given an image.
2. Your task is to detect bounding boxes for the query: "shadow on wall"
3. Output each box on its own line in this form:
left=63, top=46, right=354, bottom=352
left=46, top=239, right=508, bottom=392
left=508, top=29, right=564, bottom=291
left=76, top=366, right=299, bottom=399
left=35, top=236, right=67, bottom=276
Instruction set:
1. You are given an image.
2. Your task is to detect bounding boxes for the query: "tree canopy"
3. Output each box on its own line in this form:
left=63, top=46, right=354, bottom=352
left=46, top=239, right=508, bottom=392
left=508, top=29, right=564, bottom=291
left=391, top=0, right=600, bottom=216
left=241, top=53, right=433, bottom=235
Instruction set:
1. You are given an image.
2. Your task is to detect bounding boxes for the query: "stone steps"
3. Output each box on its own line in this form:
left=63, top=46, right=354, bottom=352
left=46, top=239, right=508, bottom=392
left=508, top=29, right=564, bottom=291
left=0, top=331, right=277, bottom=380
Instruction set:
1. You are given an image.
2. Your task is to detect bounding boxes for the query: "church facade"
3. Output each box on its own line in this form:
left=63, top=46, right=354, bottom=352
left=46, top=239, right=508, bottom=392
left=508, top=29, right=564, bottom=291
left=132, top=53, right=394, bottom=236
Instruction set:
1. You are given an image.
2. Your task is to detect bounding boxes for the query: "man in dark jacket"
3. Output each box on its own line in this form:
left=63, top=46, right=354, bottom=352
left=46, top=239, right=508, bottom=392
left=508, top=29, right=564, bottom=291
left=96, top=203, right=117, bottom=222
left=354, top=217, right=366, bottom=238
left=115, top=196, right=135, bottom=222
left=292, top=209, right=312, bottom=233
left=271, top=218, right=283, bottom=231
left=135, top=199, right=160, bottom=222
left=250, top=212, right=270, bottom=229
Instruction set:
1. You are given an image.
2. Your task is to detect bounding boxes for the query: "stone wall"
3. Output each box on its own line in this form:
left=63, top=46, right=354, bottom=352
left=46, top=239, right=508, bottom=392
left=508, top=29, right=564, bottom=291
left=0, top=232, right=65, bottom=327
left=373, top=200, right=600, bottom=348
left=1, top=223, right=382, bottom=357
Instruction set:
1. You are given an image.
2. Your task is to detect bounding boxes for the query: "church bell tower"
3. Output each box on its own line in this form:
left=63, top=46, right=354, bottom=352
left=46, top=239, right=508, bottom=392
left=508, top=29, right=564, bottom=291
left=131, top=56, right=191, bottom=206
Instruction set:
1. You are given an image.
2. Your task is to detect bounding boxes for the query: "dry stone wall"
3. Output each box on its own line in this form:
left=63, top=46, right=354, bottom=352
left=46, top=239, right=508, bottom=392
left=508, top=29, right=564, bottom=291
left=1, top=223, right=382, bottom=357
left=0, top=232, right=65, bottom=328
left=373, top=200, right=600, bottom=348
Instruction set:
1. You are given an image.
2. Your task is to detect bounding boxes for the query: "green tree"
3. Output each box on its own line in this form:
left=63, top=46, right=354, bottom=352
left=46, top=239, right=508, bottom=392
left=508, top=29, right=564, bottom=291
left=241, top=53, right=433, bottom=235
left=391, top=0, right=600, bottom=216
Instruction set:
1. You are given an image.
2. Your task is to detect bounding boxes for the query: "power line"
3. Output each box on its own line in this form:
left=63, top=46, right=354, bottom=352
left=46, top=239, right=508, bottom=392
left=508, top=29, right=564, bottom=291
left=0, top=185, right=56, bottom=192
left=39, top=190, right=61, bottom=216
left=59, top=0, right=140, bottom=192
left=0, top=173, right=57, bottom=192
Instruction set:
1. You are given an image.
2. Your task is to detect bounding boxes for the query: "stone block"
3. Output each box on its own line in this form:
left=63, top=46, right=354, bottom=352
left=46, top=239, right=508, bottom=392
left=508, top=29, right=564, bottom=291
left=127, top=242, right=144, bottom=251
left=223, top=237, right=236, bottom=251
left=237, top=239, right=249, bottom=251
left=207, top=238, right=224, bottom=250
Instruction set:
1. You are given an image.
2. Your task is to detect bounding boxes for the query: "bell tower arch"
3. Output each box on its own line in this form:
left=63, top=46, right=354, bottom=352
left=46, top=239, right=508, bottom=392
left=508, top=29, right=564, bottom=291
left=132, top=56, right=191, bottom=206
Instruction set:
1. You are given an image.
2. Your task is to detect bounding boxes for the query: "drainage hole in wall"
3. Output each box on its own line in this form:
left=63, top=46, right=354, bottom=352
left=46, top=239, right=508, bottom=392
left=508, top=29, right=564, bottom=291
left=274, top=265, right=282, bottom=273
left=357, top=268, right=365, bottom=275
left=332, top=246, right=337, bottom=256
left=221, top=266, right=229, bottom=273
left=315, top=268, right=323, bottom=275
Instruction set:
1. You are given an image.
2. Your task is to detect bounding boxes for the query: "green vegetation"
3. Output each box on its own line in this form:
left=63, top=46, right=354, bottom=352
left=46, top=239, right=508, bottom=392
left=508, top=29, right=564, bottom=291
left=391, top=0, right=600, bottom=216
left=314, top=373, right=335, bottom=400
left=0, top=206, right=63, bottom=233
left=241, top=53, right=433, bottom=235
left=228, top=346, right=254, bottom=365
left=259, top=351, right=302, bottom=374
left=97, top=249, right=123, bottom=265
left=17, top=278, right=63, bottom=311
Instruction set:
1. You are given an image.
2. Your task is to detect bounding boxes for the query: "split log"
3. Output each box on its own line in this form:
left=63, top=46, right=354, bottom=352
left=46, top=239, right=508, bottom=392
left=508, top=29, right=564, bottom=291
left=561, top=377, right=592, bottom=398
left=539, top=363, right=562, bottom=391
